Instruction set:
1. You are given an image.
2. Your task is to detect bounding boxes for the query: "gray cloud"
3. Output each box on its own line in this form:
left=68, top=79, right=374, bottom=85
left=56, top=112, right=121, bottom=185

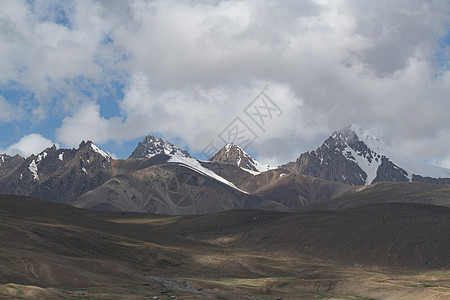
left=1, top=0, right=450, bottom=166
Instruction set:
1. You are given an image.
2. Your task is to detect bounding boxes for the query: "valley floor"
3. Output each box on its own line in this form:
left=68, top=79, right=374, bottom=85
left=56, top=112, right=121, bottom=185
left=0, top=195, right=449, bottom=299
left=1, top=264, right=450, bottom=299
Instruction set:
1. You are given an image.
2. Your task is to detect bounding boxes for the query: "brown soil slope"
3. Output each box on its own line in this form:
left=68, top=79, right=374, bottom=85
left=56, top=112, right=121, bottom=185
left=166, top=203, right=450, bottom=270
left=301, top=181, right=450, bottom=211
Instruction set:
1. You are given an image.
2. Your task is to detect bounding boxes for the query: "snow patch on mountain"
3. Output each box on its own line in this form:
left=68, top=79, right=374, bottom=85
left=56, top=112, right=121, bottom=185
left=344, top=124, right=450, bottom=181
left=241, top=168, right=262, bottom=175
left=153, top=138, right=186, bottom=157
left=28, top=160, right=39, bottom=180
left=168, top=155, right=249, bottom=194
left=91, top=143, right=111, bottom=161
left=36, top=152, right=47, bottom=163
left=343, top=145, right=382, bottom=185
left=252, top=159, right=272, bottom=172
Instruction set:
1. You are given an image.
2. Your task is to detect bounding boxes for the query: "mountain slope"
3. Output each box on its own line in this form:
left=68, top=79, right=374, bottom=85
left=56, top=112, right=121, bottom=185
left=300, top=181, right=450, bottom=211
left=74, top=155, right=268, bottom=214
left=200, top=161, right=357, bottom=208
left=209, top=143, right=270, bottom=172
left=167, top=203, right=450, bottom=270
left=0, top=194, right=300, bottom=298
left=282, top=124, right=450, bottom=185
left=129, top=135, right=190, bottom=159
left=0, top=153, right=24, bottom=178
left=251, top=173, right=357, bottom=208
left=76, top=152, right=359, bottom=214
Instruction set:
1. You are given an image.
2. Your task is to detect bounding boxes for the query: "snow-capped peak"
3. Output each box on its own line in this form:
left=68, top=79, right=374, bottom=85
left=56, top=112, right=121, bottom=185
left=345, top=124, right=385, bottom=153
left=335, top=124, right=450, bottom=182
left=210, top=143, right=271, bottom=172
left=129, top=135, right=190, bottom=159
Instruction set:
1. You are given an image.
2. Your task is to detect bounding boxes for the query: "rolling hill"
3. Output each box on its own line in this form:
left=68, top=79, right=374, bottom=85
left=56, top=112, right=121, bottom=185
left=300, top=181, right=450, bottom=211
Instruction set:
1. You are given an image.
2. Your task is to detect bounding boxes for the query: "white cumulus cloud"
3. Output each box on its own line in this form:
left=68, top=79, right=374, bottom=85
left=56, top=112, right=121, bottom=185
left=5, top=133, right=57, bottom=157
left=56, top=102, right=123, bottom=148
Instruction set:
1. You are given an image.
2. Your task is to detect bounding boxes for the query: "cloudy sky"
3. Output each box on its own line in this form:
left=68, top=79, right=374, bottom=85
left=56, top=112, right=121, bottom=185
left=0, top=0, right=449, bottom=167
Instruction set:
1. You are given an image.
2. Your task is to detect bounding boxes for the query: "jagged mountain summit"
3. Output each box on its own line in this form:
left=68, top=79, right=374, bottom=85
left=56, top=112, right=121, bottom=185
left=128, top=135, right=191, bottom=159
left=282, top=124, right=450, bottom=186
left=208, top=143, right=271, bottom=172
left=0, top=141, right=113, bottom=204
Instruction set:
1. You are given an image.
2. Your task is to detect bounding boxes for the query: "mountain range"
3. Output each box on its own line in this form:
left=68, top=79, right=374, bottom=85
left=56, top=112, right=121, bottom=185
left=0, top=142, right=112, bottom=204
left=1, top=125, right=450, bottom=299
left=0, top=124, right=449, bottom=214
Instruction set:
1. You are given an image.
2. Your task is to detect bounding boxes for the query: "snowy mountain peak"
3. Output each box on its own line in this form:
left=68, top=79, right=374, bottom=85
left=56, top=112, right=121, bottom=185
left=128, top=135, right=190, bottom=159
left=77, top=141, right=112, bottom=161
left=337, top=124, right=385, bottom=152
left=342, top=125, right=450, bottom=181
left=282, top=124, right=450, bottom=186
left=224, top=143, right=243, bottom=152
left=333, top=125, right=450, bottom=183
left=209, top=143, right=270, bottom=172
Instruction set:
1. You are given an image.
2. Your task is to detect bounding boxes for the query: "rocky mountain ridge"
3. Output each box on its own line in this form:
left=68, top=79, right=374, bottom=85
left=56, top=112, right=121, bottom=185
left=1, top=127, right=449, bottom=214
left=0, top=141, right=112, bottom=204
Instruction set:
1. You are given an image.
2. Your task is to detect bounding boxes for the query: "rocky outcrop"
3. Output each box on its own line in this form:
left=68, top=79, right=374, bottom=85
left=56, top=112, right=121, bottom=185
left=209, top=144, right=269, bottom=172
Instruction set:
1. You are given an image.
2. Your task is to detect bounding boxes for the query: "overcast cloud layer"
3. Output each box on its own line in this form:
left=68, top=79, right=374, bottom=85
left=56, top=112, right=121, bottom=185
left=0, top=0, right=449, bottom=167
